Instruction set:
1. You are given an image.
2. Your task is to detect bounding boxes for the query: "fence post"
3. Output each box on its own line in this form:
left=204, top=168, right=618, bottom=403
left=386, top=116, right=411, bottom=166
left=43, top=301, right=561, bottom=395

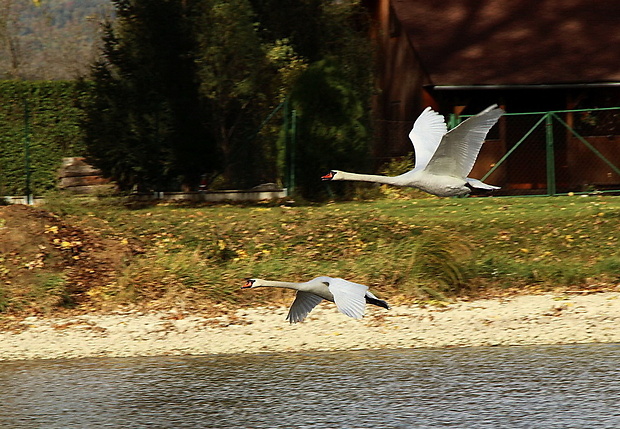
left=282, top=99, right=297, bottom=194
left=545, top=112, right=556, bottom=196
left=23, top=98, right=32, bottom=205
left=448, top=113, right=458, bottom=129
left=283, top=98, right=290, bottom=190
left=289, top=109, right=297, bottom=194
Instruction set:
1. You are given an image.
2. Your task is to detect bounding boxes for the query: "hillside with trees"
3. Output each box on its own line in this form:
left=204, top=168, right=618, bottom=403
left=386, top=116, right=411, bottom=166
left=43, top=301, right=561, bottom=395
left=0, top=0, right=112, bottom=80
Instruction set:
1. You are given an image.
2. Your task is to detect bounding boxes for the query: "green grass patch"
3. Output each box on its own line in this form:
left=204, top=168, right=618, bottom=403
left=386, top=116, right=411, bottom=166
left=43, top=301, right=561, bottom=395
left=32, top=194, right=620, bottom=310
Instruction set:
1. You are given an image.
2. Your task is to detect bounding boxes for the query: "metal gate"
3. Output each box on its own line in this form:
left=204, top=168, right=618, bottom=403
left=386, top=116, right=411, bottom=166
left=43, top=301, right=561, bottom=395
left=453, top=107, right=620, bottom=196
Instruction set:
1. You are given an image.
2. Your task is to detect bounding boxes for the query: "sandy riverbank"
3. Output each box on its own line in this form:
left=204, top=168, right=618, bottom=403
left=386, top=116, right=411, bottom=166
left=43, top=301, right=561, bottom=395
left=1, top=292, right=619, bottom=361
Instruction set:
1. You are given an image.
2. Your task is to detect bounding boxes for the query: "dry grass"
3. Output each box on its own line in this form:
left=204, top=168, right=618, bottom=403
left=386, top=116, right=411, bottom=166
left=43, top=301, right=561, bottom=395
left=2, top=192, right=619, bottom=316
left=33, top=193, right=620, bottom=310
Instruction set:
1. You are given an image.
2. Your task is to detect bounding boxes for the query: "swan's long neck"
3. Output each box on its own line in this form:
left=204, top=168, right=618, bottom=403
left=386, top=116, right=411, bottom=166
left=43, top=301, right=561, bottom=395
left=336, top=171, right=401, bottom=185
left=257, top=280, right=302, bottom=290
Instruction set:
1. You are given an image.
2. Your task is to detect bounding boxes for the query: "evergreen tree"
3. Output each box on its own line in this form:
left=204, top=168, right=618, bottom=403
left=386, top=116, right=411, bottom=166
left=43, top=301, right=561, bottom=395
left=81, top=0, right=215, bottom=192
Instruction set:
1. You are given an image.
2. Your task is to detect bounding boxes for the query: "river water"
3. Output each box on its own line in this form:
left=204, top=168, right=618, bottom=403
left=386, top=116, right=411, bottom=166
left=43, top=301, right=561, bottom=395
left=1, top=344, right=619, bottom=428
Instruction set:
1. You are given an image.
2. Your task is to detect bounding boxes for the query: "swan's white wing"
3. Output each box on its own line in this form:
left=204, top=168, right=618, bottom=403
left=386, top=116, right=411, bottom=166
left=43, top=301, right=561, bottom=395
left=408, top=107, right=448, bottom=170
left=287, top=291, right=323, bottom=323
left=327, top=278, right=368, bottom=319
left=424, top=105, right=504, bottom=178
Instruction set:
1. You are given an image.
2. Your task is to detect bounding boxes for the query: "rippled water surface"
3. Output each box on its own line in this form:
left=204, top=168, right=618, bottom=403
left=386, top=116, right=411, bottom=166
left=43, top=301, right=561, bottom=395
left=1, top=344, right=619, bottom=428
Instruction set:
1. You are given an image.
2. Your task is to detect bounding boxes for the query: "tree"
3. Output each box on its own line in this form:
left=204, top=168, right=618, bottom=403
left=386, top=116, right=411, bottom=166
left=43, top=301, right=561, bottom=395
left=81, top=0, right=373, bottom=196
left=81, top=0, right=216, bottom=191
left=194, top=0, right=373, bottom=196
left=290, top=57, right=371, bottom=198
left=286, top=0, right=375, bottom=199
left=195, top=0, right=295, bottom=188
left=249, top=0, right=323, bottom=61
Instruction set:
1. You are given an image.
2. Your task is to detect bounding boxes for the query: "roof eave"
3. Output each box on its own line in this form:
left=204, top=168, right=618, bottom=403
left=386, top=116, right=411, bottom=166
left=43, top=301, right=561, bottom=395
left=428, top=82, right=620, bottom=91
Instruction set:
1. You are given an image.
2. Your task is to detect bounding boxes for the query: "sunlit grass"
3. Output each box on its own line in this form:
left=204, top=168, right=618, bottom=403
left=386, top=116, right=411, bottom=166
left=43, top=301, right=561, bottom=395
left=47, top=194, right=620, bottom=308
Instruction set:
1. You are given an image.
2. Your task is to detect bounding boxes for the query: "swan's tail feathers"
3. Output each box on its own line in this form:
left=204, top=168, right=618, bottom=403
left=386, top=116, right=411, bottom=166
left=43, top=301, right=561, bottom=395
left=466, top=178, right=500, bottom=190
left=365, top=292, right=390, bottom=310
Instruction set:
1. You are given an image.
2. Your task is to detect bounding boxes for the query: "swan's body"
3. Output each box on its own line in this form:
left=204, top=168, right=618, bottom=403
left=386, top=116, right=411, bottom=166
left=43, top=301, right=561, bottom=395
left=242, top=277, right=390, bottom=323
left=322, top=104, right=504, bottom=197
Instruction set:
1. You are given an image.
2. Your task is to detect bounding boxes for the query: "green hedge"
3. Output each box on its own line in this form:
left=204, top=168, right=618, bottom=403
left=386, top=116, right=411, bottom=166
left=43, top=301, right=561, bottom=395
left=0, top=81, right=90, bottom=196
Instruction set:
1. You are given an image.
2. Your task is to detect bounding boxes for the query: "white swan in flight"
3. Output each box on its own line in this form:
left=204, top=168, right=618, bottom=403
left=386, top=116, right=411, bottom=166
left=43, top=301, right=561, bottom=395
left=322, top=104, right=504, bottom=197
left=242, top=277, right=390, bottom=323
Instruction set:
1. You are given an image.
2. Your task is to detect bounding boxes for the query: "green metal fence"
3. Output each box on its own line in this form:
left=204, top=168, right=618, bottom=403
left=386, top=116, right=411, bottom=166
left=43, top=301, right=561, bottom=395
left=451, top=107, right=620, bottom=196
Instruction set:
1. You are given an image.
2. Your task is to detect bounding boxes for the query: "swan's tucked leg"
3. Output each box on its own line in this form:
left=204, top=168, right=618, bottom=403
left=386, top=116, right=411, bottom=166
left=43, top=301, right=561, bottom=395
left=466, top=177, right=500, bottom=190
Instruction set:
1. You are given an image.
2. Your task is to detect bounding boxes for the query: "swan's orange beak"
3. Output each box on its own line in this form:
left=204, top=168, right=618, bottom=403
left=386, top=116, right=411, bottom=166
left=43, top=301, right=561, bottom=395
left=321, top=171, right=335, bottom=181
left=241, top=279, right=254, bottom=289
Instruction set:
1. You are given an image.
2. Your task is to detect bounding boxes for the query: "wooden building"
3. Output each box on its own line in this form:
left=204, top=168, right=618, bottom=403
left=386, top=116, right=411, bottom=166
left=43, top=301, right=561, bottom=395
left=366, top=0, right=620, bottom=193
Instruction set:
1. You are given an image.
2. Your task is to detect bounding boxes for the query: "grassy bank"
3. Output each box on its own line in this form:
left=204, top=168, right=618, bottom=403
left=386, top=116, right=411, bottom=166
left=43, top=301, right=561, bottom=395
left=29, top=193, right=618, bottom=313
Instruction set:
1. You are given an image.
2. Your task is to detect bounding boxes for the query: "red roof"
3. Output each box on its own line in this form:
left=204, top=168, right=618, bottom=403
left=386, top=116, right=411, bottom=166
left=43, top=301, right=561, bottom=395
left=391, top=0, right=620, bottom=86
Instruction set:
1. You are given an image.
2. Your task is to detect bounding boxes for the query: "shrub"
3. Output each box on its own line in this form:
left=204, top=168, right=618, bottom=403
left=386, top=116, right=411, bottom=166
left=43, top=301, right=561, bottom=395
left=0, top=80, right=89, bottom=195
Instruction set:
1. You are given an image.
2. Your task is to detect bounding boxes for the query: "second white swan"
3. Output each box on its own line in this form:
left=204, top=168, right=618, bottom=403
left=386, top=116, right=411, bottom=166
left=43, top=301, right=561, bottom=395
left=242, top=277, right=390, bottom=323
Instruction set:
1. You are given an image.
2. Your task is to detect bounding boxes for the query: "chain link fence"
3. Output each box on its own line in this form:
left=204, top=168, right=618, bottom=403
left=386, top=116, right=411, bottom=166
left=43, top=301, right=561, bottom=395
left=374, top=107, right=620, bottom=196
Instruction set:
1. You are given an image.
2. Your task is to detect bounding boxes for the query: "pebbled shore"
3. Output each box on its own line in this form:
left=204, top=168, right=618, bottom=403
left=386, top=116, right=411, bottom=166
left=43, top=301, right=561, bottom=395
left=1, top=292, right=619, bottom=361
